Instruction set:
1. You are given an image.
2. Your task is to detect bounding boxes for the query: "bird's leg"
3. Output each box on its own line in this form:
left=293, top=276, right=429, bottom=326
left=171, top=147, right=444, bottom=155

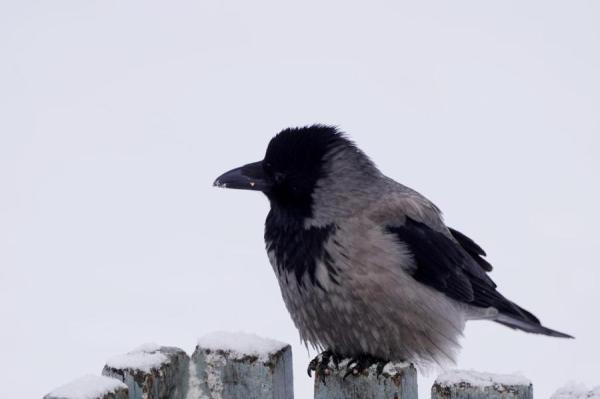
left=307, top=350, right=341, bottom=382
left=343, top=354, right=390, bottom=379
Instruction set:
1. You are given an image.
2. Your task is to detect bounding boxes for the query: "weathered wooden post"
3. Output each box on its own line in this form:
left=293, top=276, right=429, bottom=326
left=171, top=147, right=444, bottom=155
left=44, top=375, right=129, bottom=399
left=431, top=370, right=533, bottom=399
left=188, top=331, right=294, bottom=399
left=314, top=360, right=418, bottom=399
left=101, top=343, right=189, bottom=399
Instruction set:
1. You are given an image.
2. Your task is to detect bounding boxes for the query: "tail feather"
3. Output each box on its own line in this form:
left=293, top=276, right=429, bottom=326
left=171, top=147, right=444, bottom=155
left=494, top=311, right=573, bottom=339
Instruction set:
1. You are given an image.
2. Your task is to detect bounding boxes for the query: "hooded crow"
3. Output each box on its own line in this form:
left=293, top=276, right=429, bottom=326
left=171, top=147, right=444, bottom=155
left=214, top=125, right=572, bottom=377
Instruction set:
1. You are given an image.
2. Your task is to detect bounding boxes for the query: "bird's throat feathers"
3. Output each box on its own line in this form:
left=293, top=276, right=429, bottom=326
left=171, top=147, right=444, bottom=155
left=264, top=210, right=339, bottom=289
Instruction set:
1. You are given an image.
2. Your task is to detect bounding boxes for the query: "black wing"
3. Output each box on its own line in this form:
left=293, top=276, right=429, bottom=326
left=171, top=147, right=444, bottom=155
left=386, top=217, right=573, bottom=338
left=448, top=227, right=493, bottom=272
left=387, top=218, right=537, bottom=320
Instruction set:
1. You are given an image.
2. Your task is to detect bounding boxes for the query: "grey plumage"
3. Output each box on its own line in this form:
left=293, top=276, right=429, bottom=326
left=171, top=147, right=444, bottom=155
left=214, top=125, right=572, bottom=371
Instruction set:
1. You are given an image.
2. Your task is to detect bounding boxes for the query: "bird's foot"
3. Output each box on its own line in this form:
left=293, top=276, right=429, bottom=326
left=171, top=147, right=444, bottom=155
left=307, top=350, right=341, bottom=382
left=343, top=354, right=389, bottom=380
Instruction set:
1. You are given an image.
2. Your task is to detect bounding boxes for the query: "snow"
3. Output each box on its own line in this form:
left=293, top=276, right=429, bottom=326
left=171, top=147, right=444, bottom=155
left=197, top=331, right=288, bottom=362
left=381, top=361, right=412, bottom=376
left=435, top=369, right=531, bottom=388
left=551, top=383, right=600, bottom=399
left=45, top=375, right=126, bottom=399
left=105, top=343, right=169, bottom=372
left=130, top=342, right=163, bottom=353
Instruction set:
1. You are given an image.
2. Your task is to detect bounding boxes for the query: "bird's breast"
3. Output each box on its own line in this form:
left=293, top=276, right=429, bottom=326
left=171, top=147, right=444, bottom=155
left=264, top=210, right=340, bottom=288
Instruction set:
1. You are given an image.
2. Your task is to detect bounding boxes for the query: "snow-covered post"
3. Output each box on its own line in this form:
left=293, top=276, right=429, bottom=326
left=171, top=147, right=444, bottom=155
left=44, top=375, right=129, bottom=399
left=431, top=370, right=533, bottom=399
left=101, top=344, right=189, bottom=399
left=313, top=361, right=418, bottom=399
left=188, top=331, right=294, bottom=399
left=551, top=383, right=600, bottom=399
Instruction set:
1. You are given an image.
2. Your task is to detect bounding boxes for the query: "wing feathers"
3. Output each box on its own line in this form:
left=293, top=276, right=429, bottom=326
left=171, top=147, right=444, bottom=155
left=448, top=227, right=493, bottom=272
left=386, top=217, right=573, bottom=338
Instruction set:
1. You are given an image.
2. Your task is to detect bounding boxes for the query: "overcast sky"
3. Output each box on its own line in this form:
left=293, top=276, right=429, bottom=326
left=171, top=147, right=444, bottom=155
left=1, top=1, right=599, bottom=398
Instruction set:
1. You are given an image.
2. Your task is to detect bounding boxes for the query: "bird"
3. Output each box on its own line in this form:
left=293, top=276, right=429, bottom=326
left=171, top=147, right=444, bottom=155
left=213, top=125, right=572, bottom=378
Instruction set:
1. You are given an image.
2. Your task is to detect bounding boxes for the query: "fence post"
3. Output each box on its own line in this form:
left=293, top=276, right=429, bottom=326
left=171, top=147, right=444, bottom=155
left=101, top=344, right=190, bottom=399
left=431, top=370, right=533, bottom=399
left=314, top=360, right=418, bottom=399
left=551, top=383, right=600, bottom=399
left=189, top=331, right=294, bottom=399
left=44, top=374, right=129, bottom=399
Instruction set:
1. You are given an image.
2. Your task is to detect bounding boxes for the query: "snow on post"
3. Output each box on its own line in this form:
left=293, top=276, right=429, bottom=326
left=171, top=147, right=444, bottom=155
left=313, top=361, right=418, bottom=399
left=102, top=343, right=189, bottom=399
left=551, top=383, right=600, bottom=399
left=432, top=370, right=533, bottom=399
left=189, top=331, right=293, bottom=399
left=44, top=374, right=129, bottom=399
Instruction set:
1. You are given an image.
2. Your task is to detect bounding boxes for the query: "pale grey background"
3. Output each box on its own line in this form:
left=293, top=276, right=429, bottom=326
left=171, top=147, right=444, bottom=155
left=1, top=1, right=598, bottom=398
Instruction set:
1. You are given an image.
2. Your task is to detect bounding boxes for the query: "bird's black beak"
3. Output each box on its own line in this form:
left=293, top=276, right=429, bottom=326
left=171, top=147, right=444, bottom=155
left=213, top=161, right=270, bottom=191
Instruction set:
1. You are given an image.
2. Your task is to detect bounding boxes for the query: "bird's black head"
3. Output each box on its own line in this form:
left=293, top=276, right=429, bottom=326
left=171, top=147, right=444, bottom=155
left=214, top=125, right=354, bottom=219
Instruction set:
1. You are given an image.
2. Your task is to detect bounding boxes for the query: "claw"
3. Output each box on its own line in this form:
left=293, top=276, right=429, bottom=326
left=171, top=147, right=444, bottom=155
left=311, top=352, right=392, bottom=381
left=307, top=358, right=317, bottom=377
left=307, top=350, right=340, bottom=383
left=375, top=360, right=387, bottom=378
left=342, top=366, right=359, bottom=380
left=342, top=354, right=390, bottom=380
